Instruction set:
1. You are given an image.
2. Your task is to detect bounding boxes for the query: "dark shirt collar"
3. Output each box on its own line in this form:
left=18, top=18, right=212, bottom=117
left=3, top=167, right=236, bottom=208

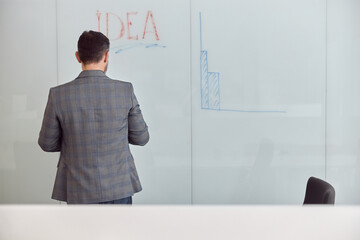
left=77, top=70, right=107, bottom=78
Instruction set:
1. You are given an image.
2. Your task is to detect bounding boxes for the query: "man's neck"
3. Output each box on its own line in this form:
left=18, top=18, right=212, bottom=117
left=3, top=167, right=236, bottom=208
left=82, top=63, right=105, bottom=72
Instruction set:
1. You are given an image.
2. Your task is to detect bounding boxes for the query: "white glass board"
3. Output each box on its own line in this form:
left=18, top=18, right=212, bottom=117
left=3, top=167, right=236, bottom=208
left=57, top=0, right=192, bottom=204
left=191, top=0, right=326, bottom=204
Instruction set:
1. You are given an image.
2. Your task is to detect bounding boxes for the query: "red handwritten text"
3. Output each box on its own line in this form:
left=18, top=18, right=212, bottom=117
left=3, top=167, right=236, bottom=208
left=97, top=10, right=160, bottom=41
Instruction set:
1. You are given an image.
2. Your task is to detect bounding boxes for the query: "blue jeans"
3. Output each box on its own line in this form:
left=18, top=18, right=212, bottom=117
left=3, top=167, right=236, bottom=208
left=98, top=196, right=132, bottom=205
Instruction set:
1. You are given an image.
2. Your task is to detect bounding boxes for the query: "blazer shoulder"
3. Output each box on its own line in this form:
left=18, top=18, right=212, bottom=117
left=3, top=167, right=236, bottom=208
left=109, top=78, right=133, bottom=89
left=50, top=80, right=76, bottom=92
left=50, top=77, right=133, bottom=92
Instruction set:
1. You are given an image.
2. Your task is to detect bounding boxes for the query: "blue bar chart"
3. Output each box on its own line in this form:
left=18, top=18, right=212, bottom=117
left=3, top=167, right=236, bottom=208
left=199, top=12, right=286, bottom=113
left=200, top=49, right=220, bottom=110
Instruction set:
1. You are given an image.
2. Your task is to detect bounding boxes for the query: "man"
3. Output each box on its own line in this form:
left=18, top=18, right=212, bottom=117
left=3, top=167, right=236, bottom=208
left=38, top=31, right=149, bottom=204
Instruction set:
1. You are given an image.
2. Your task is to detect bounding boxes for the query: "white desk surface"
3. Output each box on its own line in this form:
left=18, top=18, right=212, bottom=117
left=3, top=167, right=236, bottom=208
left=0, top=205, right=359, bottom=240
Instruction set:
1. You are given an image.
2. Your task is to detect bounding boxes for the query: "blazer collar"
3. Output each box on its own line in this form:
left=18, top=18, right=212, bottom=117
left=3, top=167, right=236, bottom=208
left=77, top=70, right=107, bottom=79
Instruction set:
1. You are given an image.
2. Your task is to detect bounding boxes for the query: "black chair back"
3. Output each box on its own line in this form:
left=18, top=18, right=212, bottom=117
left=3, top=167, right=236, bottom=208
left=303, top=177, right=335, bottom=205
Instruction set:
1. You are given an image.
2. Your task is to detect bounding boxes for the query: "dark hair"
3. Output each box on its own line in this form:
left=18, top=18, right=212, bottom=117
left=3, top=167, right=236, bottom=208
left=77, top=31, right=110, bottom=64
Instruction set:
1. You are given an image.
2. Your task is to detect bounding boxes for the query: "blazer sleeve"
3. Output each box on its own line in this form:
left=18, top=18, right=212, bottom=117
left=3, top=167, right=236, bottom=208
left=38, top=88, right=62, bottom=152
left=128, top=83, right=149, bottom=146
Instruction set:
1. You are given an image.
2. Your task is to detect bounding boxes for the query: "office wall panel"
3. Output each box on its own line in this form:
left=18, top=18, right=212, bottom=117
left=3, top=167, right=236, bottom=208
left=0, top=0, right=58, bottom=203
left=191, top=0, right=326, bottom=204
left=327, top=0, right=360, bottom=204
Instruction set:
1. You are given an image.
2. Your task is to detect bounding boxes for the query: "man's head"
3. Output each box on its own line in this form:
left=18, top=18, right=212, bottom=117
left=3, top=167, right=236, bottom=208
left=75, top=30, right=110, bottom=72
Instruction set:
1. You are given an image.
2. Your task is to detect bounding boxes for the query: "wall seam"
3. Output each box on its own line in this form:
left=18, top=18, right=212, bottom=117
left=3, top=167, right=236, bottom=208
left=189, top=0, right=194, bottom=205
left=55, top=0, right=59, bottom=86
left=325, top=0, right=328, bottom=181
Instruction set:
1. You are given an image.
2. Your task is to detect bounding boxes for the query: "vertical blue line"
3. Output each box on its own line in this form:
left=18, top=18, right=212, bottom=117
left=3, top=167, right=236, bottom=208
left=199, top=12, right=202, bottom=51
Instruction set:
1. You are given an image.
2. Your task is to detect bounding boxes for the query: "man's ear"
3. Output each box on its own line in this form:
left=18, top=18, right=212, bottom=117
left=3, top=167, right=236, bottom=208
left=104, top=51, right=109, bottom=63
left=75, top=51, right=82, bottom=63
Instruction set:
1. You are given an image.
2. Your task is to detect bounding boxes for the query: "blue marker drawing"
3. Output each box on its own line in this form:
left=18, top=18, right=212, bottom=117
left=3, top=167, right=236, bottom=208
left=111, top=43, right=166, bottom=54
left=199, top=12, right=286, bottom=113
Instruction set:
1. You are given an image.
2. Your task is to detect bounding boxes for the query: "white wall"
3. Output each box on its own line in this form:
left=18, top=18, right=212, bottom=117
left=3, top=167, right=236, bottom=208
left=0, top=0, right=58, bottom=203
left=327, top=0, right=360, bottom=204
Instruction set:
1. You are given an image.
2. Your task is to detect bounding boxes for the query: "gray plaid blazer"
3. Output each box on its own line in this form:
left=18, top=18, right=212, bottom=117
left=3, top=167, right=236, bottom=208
left=38, top=70, right=149, bottom=204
